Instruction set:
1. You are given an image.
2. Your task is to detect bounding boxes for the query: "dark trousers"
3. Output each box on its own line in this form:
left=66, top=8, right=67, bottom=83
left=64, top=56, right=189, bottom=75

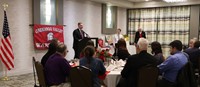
left=157, top=79, right=176, bottom=87
left=73, top=47, right=81, bottom=59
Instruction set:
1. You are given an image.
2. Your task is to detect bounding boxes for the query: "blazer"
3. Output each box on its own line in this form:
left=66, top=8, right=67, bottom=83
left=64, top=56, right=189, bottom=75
left=134, top=31, right=146, bottom=44
left=73, top=28, right=86, bottom=49
left=121, top=50, right=157, bottom=87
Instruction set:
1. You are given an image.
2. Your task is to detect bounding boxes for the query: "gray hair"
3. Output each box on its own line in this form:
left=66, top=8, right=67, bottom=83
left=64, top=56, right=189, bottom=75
left=137, top=38, right=149, bottom=50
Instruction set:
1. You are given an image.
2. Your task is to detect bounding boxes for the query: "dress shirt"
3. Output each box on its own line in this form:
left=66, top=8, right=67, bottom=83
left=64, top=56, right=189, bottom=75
left=45, top=53, right=71, bottom=86
left=158, top=51, right=188, bottom=83
left=113, top=34, right=124, bottom=44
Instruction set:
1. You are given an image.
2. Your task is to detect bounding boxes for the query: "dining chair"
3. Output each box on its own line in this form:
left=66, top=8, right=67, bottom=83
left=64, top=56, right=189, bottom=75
left=176, top=62, right=198, bottom=87
left=33, top=57, right=47, bottom=87
left=137, top=65, right=159, bottom=87
left=69, top=66, right=93, bottom=87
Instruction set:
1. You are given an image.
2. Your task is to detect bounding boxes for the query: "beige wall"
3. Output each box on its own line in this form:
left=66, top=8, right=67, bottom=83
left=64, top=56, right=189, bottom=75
left=190, top=5, right=200, bottom=40
left=63, top=0, right=127, bottom=60
left=0, top=0, right=35, bottom=77
left=0, top=0, right=127, bottom=76
left=117, top=7, right=127, bottom=35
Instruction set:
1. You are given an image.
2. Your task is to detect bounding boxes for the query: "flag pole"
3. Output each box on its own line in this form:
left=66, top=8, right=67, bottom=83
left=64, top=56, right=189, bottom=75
left=1, top=63, right=9, bottom=81
left=1, top=3, right=9, bottom=81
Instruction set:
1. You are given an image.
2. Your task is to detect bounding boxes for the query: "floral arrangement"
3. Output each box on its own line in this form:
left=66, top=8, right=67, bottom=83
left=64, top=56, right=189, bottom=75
left=96, top=48, right=112, bottom=62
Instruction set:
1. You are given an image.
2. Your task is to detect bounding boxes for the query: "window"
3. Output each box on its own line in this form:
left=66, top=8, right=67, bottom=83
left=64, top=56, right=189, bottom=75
left=127, top=6, right=190, bottom=57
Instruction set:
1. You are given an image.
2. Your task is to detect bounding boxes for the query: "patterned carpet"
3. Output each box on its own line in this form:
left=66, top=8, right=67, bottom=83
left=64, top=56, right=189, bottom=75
left=0, top=73, right=200, bottom=87
left=0, top=73, right=35, bottom=87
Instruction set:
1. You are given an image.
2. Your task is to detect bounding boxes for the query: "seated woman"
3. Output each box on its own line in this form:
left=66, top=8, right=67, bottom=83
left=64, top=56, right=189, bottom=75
left=80, top=46, right=106, bottom=87
left=79, top=40, right=95, bottom=58
left=113, top=39, right=130, bottom=60
left=41, top=38, right=59, bottom=67
left=151, top=41, right=165, bottom=65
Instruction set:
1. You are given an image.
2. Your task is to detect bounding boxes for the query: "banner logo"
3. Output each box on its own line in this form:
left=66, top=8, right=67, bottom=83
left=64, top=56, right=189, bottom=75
left=34, top=24, right=64, bottom=50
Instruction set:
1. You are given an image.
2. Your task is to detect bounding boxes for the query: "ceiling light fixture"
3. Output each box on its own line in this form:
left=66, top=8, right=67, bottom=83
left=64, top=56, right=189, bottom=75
left=163, top=0, right=187, bottom=3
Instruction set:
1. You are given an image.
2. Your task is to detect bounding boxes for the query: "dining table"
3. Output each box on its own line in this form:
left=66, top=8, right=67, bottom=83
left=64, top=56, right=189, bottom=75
left=104, top=61, right=125, bottom=87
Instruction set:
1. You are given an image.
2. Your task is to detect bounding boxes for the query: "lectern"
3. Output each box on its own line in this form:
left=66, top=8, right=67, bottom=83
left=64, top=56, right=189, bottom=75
left=77, top=37, right=98, bottom=58
left=78, top=38, right=90, bottom=53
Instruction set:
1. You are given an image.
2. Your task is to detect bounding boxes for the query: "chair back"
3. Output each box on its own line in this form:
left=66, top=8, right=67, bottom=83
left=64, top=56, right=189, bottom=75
left=137, top=65, right=158, bottom=87
left=69, top=66, right=93, bottom=87
left=177, top=62, right=198, bottom=87
left=198, top=57, right=200, bottom=84
left=33, top=57, right=47, bottom=87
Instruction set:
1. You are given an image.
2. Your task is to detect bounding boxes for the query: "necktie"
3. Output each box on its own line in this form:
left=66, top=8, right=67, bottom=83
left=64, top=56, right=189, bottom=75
left=80, top=30, right=84, bottom=39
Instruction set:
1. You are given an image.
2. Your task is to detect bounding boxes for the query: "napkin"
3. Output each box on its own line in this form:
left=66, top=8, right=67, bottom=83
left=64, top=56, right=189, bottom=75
left=106, top=64, right=117, bottom=71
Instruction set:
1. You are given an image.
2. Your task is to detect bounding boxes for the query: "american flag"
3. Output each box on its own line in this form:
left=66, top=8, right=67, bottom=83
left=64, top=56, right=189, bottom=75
left=0, top=10, right=14, bottom=70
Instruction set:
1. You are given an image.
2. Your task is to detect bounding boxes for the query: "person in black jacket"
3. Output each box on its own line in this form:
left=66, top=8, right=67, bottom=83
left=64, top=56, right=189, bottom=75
left=73, top=22, right=88, bottom=58
left=184, top=41, right=200, bottom=69
left=120, top=38, right=157, bottom=87
left=134, top=28, right=146, bottom=44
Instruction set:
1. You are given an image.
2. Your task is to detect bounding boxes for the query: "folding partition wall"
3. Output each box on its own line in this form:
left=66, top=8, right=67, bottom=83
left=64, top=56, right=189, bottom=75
left=127, top=6, right=190, bottom=57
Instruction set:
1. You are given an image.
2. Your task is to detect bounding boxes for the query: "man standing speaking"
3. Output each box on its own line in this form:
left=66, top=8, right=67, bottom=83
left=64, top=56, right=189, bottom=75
left=73, top=22, right=88, bottom=58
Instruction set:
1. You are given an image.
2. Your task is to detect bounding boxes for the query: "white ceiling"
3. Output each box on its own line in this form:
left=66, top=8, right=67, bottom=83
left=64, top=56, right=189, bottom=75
left=88, top=0, right=200, bottom=8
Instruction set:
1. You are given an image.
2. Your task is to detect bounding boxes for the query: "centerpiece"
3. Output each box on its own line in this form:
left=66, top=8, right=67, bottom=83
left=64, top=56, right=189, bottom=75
left=96, top=48, right=112, bottom=62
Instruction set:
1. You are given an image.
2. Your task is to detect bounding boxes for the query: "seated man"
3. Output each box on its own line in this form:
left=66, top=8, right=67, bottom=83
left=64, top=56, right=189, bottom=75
left=45, top=43, right=71, bottom=86
left=120, top=38, right=157, bottom=87
left=157, top=40, right=188, bottom=87
left=184, top=41, right=200, bottom=69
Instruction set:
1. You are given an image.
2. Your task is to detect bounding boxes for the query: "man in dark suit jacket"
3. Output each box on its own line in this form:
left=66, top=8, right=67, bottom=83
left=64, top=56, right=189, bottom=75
left=184, top=41, right=200, bottom=69
left=134, top=28, right=146, bottom=44
left=73, top=22, right=88, bottom=58
left=120, top=38, right=157, bottom=87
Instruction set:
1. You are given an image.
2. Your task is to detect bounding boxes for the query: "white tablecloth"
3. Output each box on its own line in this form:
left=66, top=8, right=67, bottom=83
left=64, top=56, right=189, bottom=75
left=126, top=41, right=136, bottom=55
left=104, top=69, right=122, bottom=87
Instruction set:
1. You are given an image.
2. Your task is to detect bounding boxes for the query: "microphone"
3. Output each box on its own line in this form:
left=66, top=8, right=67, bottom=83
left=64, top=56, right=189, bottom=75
left=83, top=31, right=90, bottom=38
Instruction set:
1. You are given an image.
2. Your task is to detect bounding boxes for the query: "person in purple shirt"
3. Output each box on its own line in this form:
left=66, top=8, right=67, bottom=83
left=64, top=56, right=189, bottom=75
left=157, top=40, right=188, bottom=87
left=41, top=38, right=59, bottom=67
left=45, top=43, right=71, bottom=86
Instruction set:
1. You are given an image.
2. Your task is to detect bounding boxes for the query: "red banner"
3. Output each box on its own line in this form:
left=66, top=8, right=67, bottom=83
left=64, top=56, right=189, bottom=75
left=34, top=24, right=64, bottom=50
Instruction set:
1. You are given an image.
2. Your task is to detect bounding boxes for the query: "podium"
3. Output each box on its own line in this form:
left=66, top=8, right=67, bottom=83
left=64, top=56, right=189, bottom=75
left=77, top=37, right=98, bottom=58
left=78, top=38, right=90, bottom=53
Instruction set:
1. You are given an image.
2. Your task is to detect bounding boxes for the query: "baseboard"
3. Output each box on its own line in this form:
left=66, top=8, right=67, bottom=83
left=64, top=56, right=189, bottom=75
left=0, top=68, right=33, bottom=78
